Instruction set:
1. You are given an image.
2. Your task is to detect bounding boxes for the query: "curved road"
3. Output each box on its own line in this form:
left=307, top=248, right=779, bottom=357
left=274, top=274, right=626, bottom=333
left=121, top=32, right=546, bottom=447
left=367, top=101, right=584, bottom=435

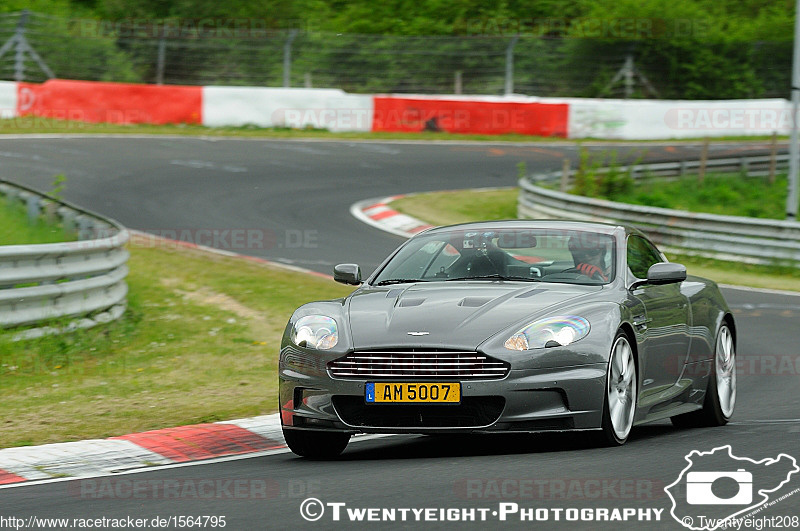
left=1, top=137, right=798, bottom=530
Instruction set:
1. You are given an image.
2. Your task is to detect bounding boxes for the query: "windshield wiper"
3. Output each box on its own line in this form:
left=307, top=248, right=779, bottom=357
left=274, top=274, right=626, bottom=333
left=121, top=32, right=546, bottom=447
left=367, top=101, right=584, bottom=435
left=374, top=278, right=427, bottom=286
left=445, top=274, right=540, bottom=282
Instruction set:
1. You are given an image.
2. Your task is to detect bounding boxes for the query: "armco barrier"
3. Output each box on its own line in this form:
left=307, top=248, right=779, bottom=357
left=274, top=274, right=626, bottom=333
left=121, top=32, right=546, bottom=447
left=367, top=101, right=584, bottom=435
left=0, top=180, right=129, bottom=338
left=518, top=155, right=800, bottom=266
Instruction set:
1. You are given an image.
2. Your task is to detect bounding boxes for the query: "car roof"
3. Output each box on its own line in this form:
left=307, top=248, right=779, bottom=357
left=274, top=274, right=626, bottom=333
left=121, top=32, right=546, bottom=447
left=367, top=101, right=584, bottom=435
left=420, top=219, right=632, bottom=237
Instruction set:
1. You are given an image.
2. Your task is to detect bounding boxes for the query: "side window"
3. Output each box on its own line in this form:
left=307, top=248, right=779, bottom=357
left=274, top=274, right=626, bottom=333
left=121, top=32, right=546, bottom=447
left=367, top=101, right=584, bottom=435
left=627, top=235, right=663, bottom=279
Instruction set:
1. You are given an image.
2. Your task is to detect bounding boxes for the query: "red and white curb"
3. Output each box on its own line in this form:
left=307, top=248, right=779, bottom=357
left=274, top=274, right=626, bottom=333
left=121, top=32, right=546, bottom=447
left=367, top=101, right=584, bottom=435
left=350, top=196, right=434, bottom=239
left=0, top=415, right=284, bottom=486
left=0, top=235, right=331, bottom=488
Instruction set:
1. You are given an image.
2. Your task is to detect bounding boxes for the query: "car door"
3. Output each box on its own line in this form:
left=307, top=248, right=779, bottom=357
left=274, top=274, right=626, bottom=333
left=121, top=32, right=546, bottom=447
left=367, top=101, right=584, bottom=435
left=626, top=235, right=691, bottom=401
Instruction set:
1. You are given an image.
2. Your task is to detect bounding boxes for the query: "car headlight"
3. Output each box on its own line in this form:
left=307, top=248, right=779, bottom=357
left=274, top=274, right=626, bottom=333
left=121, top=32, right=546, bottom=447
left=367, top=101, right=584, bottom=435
left=291, top=315, right=339, bottom=350
left=504, top=316, right=590, bottom=350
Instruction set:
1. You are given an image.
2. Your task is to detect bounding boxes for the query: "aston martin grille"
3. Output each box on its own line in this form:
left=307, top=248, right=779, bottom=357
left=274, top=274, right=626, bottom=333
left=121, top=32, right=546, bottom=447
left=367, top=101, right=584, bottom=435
left=328, top=349, right=510, bottom=379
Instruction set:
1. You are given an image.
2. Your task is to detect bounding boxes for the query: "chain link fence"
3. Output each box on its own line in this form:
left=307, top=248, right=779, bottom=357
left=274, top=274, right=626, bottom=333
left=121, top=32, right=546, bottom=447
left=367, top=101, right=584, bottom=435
left=0, top=10, right=792, bottom=99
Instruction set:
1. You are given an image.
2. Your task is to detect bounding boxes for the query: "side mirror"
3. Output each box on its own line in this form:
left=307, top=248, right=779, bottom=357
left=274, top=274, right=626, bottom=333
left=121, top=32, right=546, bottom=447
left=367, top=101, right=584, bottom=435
left=646, top=262, right=687, bottom=285
left=334, top=263, right=362, bottom=285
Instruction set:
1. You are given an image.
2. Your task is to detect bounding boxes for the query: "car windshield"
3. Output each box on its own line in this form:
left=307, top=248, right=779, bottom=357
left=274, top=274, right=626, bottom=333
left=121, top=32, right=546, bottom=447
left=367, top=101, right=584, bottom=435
left=372, top=228, right=616, bottom=286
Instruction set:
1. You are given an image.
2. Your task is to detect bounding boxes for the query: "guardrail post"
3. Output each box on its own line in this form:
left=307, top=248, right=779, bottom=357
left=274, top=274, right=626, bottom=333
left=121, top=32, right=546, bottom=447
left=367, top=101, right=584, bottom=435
left=680, top=160, right=688, bottom=177
left=698, top=138, right=709, bottom=183
left=769, top=131, right=778, bottom=184
left=740, top=157, right=748, bottom=175
left=25, top=194, right=39, bottom=223
left=60, top=207, right=76, bottom=234
left=560, top=159, right=570, bottom=192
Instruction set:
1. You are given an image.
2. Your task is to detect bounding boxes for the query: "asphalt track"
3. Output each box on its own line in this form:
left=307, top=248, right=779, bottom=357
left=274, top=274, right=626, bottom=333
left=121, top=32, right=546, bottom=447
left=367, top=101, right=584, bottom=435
left=1, top=137, right=799, bottom=530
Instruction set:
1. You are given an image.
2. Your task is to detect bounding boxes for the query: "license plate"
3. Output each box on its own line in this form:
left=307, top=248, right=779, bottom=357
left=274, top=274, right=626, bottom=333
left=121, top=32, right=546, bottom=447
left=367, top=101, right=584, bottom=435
left=365, top=382, right=461, bottom=404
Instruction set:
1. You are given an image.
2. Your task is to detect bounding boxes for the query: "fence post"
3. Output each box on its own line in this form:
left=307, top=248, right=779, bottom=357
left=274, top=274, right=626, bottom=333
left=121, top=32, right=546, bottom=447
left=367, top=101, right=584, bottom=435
left=14, top=10, right=29, bottom=82
left=623, top=55, right=634, bottom=99
left=304, top=72, right=312, bottom=88
left=454, top=70, right=462, bottom=95
left=155, top=35, right=166, bottom=85
left=283, top=29, right=298, bottom=88
left=561, top=159, right=570, bottom=192
left=769, top=131, right=778, bottom=184
left=698, top=137, right=709, bottom=184
left=504, top=35, right=519, bottom=96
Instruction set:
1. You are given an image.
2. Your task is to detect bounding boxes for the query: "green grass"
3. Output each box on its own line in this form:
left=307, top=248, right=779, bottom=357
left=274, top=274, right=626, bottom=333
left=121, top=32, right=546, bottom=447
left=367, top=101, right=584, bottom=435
left=0, top=197, right=77, bottom=245
left=0, top=206, right=353, bottom=448
left=590, top=173, right=792, bottom=220
left=389, top=188, right=800, bottom=292
left=392, top=188, right=518, bottom=227
left=0, top=116, right=790, bottom=143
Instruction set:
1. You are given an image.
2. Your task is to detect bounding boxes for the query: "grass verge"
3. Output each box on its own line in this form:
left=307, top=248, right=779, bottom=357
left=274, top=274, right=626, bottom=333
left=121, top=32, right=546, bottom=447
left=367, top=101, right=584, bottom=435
left=0, top=208, right=352, bottom=448
left=0, top=116, right=790, bottom=144
left=0, top=196, right=77, bottom=245
left=574, top=172, right=792, bottom=220
left=390, top=188, right=800, bottom=292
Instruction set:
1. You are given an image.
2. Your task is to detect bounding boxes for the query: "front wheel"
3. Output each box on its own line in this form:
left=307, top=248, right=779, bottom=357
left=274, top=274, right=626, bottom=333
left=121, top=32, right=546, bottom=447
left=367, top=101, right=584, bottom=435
left=671, top=323, right=736, bottom=428
left=283, top=429, right=350, bottom=459
left=599, top=331, right=637, bottom=446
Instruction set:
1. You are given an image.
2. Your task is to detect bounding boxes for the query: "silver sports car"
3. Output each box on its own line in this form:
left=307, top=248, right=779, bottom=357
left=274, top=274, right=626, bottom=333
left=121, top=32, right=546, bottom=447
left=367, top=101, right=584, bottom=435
left=279, top=221, right=736, bottom=458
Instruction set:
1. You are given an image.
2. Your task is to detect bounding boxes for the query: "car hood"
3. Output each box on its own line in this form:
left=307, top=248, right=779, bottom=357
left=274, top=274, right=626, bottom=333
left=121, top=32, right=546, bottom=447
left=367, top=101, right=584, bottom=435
left=346, top=282, right=602, bottom=349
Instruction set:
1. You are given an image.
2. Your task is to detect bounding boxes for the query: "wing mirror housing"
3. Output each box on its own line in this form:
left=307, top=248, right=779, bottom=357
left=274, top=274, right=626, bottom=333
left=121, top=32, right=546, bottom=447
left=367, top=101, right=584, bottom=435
left=630, top=262, right=686, bottom=290
left=334, top=263, right=362, bottom=285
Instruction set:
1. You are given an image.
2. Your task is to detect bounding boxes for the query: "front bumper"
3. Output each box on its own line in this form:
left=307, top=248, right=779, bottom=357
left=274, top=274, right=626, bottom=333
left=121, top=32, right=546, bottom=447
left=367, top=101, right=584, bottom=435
left=279, top=346, right=607, bottom=434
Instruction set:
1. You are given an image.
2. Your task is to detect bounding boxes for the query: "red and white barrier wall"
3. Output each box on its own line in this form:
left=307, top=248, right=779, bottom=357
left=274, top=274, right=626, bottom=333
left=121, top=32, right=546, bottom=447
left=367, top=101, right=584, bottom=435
left=0, top=79, right=793, bottom=139
left=203, top=87, right=374, bottom=132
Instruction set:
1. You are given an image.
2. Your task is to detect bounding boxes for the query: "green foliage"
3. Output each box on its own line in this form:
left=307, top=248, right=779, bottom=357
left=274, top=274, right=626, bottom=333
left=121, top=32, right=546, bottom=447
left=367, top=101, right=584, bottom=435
left=572, top=148, right=637, bottom=199
left=50, top=173, right=66, bottom=200
left=577, top=172, right=793, bottom=220
left=3, top=1, right=795, bottom=97
left=0, top=194, right=76, bottom=246
left=516, top=161, right=527, bottom=180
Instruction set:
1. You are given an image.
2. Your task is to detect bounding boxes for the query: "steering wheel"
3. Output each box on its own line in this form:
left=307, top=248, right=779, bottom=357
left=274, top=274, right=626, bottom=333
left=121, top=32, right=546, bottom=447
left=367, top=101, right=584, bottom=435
left=562, top=264, right=607, bottom=281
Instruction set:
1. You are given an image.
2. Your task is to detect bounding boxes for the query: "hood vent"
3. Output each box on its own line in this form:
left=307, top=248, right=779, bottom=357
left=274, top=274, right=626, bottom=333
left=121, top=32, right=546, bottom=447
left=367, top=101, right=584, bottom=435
left=458, top=297, right=493, bottom=307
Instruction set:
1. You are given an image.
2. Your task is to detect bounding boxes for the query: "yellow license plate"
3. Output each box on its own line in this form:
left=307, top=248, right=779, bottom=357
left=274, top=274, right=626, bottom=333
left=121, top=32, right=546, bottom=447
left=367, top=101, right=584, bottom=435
left=365, top=382, right=461, bottom=404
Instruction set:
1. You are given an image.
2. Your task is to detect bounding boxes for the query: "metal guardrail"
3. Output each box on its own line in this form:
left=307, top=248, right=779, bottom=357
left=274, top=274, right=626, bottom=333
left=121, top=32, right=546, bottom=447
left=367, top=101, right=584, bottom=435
left=0, top=179, right=129, bottom=339
left=532, top=154, right=790, bottom=190
left=518, top=154, right=800, bottom=266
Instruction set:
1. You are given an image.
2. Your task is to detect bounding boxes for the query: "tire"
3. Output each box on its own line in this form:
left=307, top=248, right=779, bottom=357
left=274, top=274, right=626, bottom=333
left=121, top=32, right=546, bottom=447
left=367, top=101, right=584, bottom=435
left=670, top=323, right=736, bottom=428
left=599, top=331, right=638, bottom=446
left=283, top=428, right=350, bottom=459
